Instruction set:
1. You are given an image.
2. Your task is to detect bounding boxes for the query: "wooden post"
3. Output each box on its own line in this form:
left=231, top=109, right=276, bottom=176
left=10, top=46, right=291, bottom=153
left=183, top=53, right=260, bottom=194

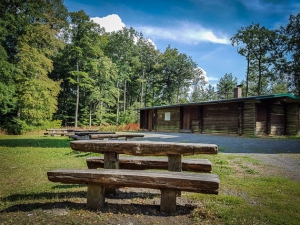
left=87, top=183, right=105, bottom=210
left=168, top=154, right=182, bottom=196
left=167, top=154, right=182, bottom=171
left=104, top=152, right=119, bottom=194
left=160, top=189, right=177, bottom=212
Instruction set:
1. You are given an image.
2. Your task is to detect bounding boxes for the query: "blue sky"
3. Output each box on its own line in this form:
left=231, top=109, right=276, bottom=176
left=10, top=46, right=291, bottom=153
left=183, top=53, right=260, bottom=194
left=64, top=0, right=299, bottom=87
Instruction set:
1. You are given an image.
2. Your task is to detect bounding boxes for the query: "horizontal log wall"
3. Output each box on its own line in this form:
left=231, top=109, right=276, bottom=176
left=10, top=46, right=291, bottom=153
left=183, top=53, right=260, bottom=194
left=243, top=102, right=256, bottom=136
left=256, top=103, right=268, bottom=135
left=202, top=103, right=239, bottom=134
left=156, top=107, right=180, bottom=132
left=286, top=103, right=299, bottom=135
left=269, top=103, right=285, bottom=135
left=191, top=120, right=200, bottom=133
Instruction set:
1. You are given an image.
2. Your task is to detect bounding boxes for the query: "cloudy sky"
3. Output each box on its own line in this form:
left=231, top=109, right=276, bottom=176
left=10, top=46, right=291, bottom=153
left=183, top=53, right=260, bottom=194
left=64, top=0, right=299, bottom=87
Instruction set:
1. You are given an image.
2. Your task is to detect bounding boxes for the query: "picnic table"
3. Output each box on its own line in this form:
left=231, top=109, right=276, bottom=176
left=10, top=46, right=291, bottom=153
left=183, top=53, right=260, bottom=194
left=70, top=131, right=116, bottom=140
left=48, top=140, right=219, bottom=212
left=89, top=133, right=144, bottom=140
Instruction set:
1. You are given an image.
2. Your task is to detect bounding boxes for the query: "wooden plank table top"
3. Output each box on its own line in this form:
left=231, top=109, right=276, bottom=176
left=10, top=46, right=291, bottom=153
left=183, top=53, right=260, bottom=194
left=70, top=140, right=218, bottom=156
left=89, top=133, right=144, bottom=139
left=75, top=131, right=115, bottom=136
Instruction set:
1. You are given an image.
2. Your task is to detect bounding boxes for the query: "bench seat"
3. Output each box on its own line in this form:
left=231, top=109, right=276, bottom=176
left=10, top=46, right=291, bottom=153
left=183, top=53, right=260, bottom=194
left=47, top=169, right=219, bottom=212
left=86, top=156, right=212, bottom=173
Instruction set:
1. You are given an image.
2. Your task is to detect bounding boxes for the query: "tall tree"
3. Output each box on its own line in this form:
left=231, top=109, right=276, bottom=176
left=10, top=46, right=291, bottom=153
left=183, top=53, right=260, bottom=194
left=283, top=13, right=300, bottom=96
left=217, top=73, right=238, bottom=99
left=231, top=23, right=277, bottom=96
left=0, top=0, right=68, bottom=133
left=53, top=10, right=105, bottom=127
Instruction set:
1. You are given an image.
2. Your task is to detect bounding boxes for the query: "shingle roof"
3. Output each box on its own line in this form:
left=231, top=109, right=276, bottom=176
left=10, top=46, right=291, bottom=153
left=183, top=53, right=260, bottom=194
left=139, top=93, right=300, bottom=110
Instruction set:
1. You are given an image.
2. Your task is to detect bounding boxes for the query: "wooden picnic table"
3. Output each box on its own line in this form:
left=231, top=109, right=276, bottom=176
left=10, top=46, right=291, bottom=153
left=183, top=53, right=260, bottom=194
left=52, top=140, right=219, bottom=212
left=70, top=140, right=218, bottom=170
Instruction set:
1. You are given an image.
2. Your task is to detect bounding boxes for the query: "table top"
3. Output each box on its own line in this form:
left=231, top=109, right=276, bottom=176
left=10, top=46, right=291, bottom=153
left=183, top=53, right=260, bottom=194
left=75, top=131, right=115, bottom=136
left=70, top=140, right=218, bottom=156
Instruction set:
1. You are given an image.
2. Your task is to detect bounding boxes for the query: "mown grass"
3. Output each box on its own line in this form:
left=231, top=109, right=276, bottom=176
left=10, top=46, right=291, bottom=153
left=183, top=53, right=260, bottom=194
left=0, top=134, right=299, bottom=224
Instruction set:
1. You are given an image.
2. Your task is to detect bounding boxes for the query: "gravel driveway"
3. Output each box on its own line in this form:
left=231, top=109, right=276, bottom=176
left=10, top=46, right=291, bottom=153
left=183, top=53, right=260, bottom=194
left=135, top=132, right=300, bottom=181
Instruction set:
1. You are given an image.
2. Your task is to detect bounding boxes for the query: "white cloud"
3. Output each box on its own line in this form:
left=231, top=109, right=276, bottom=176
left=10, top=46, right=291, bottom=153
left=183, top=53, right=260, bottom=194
left=136, top=22, right=230, bottom=45
left=91, top=14, right=125, bottom=32
left=91, top=14, right=157, bottom=49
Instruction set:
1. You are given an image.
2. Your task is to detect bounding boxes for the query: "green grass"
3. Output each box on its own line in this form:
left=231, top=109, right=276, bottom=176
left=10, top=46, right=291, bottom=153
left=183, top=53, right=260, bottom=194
left=0, top=134, right=299, bottom=224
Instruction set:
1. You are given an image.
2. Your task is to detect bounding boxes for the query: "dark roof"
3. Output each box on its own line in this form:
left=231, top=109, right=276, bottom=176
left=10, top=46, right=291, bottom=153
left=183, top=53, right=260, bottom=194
left=139, top=93, right=300, bottom=110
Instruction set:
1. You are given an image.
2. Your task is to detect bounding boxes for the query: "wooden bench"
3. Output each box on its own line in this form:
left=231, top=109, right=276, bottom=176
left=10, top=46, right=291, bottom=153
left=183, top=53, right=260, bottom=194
left=86, top=156, right=212, bottom=173
left=47, top=169, right=220, bottom=212
left=70, top=132, right=116, bottom=140
left=45, top=129, right=70, bottom=136
left=89, top=133, right=144, bottom=141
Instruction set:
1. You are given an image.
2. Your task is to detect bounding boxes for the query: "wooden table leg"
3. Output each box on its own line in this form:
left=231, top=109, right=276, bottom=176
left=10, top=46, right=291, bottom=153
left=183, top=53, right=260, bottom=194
left=104, top=152, right=119, bottom=195
left=160, top=188, right=177, bottom=212
left=168, top=154, right=182, bottom=196
left=87, top=183, right=105, bottom=210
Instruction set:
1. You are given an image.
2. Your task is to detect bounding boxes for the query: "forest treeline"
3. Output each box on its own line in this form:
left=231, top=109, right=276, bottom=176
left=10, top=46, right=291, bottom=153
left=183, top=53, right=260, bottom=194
left=0, top=1, right=299, bottom=134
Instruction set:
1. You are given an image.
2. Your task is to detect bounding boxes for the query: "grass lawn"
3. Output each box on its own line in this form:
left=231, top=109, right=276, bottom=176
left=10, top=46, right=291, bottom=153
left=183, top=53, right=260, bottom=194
left=0, top=134, right=299, bottom=224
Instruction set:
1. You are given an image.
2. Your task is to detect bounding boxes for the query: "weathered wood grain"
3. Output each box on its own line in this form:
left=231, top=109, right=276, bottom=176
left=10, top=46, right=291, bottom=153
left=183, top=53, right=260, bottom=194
left=86, top=156, right=212, bottom=172
left=89, top=134, right=144, bottom=140
left=70, top=140, right=218, bottom=156
left=47, top=169, right=220, bottom=194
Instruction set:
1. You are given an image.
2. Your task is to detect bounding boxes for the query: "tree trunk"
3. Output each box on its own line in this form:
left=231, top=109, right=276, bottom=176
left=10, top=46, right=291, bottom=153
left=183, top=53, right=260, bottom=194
left=140, top=69, right=144, bottom=106
left=75, top=61, right=79, bottom=128
left=123, top=79, right=127, bottom=113
left=89, top=103, right=92, bottom=127
left=246, top=54, right=250, bottom=97
left=116, top=81, right=120, bottom=125
left=257, top=58, right=262, bottom=96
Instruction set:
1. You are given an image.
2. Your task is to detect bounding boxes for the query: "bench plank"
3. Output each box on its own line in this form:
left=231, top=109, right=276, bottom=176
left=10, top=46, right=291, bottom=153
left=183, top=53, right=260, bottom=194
left=48, top=168, right=219, bottom=211
left=70, top=140, right=218, bottom=156
left=86, top=156, right=212, bottom=173
left=47, top=169, right=219, bottom=194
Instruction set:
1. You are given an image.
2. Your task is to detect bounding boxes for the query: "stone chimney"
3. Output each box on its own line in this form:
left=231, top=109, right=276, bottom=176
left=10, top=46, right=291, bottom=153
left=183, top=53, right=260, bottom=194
left=234, top=86, right=242, bottom=98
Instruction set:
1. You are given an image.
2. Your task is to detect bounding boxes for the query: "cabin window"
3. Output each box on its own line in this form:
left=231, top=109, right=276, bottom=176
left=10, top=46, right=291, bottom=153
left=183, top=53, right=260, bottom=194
left=165, top=112, right=171, bottom=121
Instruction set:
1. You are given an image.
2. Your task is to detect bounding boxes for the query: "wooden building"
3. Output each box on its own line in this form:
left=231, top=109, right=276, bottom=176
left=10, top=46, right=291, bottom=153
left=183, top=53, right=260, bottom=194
left=139, top=92, right=300, bottom=136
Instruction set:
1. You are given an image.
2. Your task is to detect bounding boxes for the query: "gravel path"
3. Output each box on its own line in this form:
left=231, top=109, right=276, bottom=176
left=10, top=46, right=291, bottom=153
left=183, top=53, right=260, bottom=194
left=134, top=132, right=300, bottom=181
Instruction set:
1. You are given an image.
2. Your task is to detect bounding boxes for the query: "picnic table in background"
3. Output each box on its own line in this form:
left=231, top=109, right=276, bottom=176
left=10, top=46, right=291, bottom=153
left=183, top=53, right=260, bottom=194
left=70, top=131, right=116, bottom=140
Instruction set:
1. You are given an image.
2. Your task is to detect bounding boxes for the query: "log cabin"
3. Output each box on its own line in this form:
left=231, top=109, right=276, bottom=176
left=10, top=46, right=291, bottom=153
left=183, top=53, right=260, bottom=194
left=139, top=89, right=300, bottom=136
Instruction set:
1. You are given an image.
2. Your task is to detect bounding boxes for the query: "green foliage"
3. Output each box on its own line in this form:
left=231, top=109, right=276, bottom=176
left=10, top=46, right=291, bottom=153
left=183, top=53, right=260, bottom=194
left=0, top=0, right=68, bottom=133
left=217, top=73, right=238, bottom=99
left=1, top=0, right=299, bottom=132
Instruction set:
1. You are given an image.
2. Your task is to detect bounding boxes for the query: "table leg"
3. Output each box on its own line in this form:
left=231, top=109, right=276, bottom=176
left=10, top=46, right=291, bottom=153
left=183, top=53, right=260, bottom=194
left=168, top=154, right=182, bottom=196
left=104, top=152, right=119, bottom=195
left=160, top=188, right=177, bottom=212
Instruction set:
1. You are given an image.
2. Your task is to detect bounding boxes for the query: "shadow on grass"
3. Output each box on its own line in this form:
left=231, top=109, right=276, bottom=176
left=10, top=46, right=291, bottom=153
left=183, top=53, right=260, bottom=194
left=1, top=191, right=192, bottom=216
left=0, top=138, right=71, bottom=148
left=1, top=190, right=87, bottom=203
left=1, top=189, right=160, bottom=203
left=1, top=201, right=194, bottom=216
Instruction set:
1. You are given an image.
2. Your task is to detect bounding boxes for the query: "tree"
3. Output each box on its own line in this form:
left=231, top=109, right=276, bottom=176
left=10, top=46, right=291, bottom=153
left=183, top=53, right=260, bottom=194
left=282, top=13, right=300, bottom=96
left=52, top=10, right=105, bottom=127
left=155, top=45, right=196, bottom=104
left=0, top=0, right=68, bottom=133
left=217, top=73, right=238, bottom=99
left=231, top=23, right=277, bottom=96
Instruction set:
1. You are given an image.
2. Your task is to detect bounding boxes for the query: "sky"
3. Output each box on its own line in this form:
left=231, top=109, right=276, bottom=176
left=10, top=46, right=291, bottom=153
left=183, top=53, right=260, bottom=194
left=64, top=0, right=300, bottom=87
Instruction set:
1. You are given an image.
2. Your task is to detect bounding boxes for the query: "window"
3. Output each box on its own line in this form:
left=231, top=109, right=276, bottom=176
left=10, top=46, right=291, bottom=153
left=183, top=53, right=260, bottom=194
left=165, top=112, right=170, bottom=121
